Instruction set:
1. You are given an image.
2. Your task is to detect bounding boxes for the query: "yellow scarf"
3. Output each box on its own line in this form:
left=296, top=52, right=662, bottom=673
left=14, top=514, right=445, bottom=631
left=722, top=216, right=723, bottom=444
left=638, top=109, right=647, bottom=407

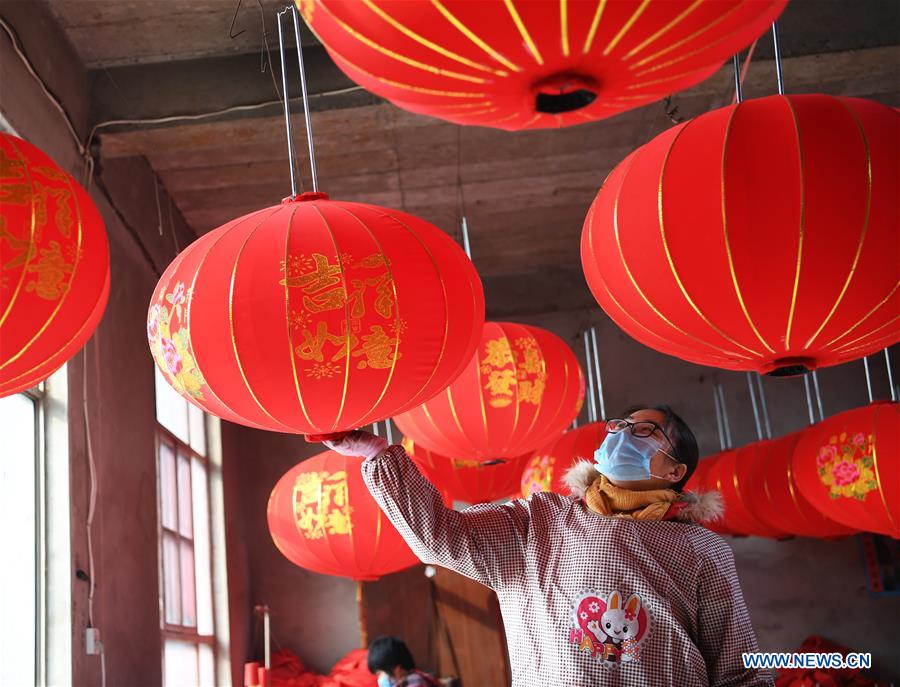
left=584, top=474, right=679, bottom=521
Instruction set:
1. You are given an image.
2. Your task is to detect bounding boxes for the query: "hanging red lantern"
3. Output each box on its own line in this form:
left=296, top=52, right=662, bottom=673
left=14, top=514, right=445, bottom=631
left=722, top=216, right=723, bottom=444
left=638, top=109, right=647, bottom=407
left=742, top=432, right=856, bottom=538
left=709, top=444, right=788, bottom=538
left=394, top=321, right=584, bottom=462
left=520, top=421, right=607, bottom=497
left=148, top=193, right=483, bottom=434
left=792, top=402, right=899, bottom=538
left=1, top=134, right=109, bottom=396
left=299, top=0, right=784, bottom=130
left=402, top=437, right=525, bottom=505
left=582, top=95, right=900, bottom=376
left=686, top=454, right=732, bottom=536
left=267, top=449, right=421, bottom=579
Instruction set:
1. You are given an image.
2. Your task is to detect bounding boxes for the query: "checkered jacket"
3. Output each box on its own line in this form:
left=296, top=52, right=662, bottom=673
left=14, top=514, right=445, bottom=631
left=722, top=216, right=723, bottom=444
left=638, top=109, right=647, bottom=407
left=362, top=446, right=771, bottom=687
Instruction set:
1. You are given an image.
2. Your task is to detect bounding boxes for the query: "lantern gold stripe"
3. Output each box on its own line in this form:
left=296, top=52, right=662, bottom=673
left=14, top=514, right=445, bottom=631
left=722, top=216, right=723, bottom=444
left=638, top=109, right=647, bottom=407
left=623, top=0, right=704, bottom=60
left=518, top=331, right=550, bottom=449
left=506, top=330, right=523, bottom=456
left=582, top=0, right=608, bottom=55
left=833, top=312, right=900, bottom=353
left=358, top=0, right=507, bottom=77
left=658, top=121, right=763, bottom=358
left=473, top=343, right=491, bottom=449
left=783, top=98, right=807, bottom=350
left=804, top=100, right=873, bottom=349
left=625, top=64, right=716, bottom=90
left=783, top=446, right=816, bottom=531
left=0, top=138, right=38, bottom=331
left=826, top=281, right=900, bottom=347
left=720, top=107, right=777, bottom=354
left=560, top=0, right=569, bottom=57
left=430, top=0, right=521, bottom=73
left=603, top=0, right=651, bottom=56
left=318, top=1, right=488, bottom=84
left=503, top=0, right=544, bottom=65
left=870, top=406, right=899, bottom=534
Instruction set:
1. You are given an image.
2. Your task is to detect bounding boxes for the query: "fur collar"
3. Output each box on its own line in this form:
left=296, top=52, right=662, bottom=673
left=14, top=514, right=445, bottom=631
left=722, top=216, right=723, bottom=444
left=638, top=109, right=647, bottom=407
left=562, top=461, right=724, bottom=524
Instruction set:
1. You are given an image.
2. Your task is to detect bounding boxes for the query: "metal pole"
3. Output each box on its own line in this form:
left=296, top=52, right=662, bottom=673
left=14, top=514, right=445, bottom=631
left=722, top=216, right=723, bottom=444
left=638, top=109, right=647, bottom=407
left=755, top=375, right=772, bottom=439
left=746, top=372, right=763, bottom=441
left=582, top=330, right=596, bottom=423
left=276, top=10, right=298, bottom=198
left=371, top=421, right=380, bottom=437
left=802, top=375, right=816, bottom=425
left=811, top=370, right=825, bottom=421
left=771, top=22, right=785, bottom=95
left=290, top=4, right=318, bottom=192
left=385, top=418, right=394, bottom=445
left=885, top=348, right=897, bottom=402
left=716, top=383, right=733, bottom=449
left=589, top=326, right=606, bottom=421
left=264, top=607, right=271, bottom=669
left=732, top=54, right=743, bottom=104
left=863, top=356, right=874, bottom=403
left=713, top=388, right=726, bottom=451
left=460, top=216, right=473, bottom=260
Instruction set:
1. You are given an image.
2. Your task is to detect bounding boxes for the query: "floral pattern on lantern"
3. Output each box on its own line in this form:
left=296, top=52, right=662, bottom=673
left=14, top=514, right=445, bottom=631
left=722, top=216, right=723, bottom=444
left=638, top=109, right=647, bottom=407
left=816, top=432, right=878, bottom=501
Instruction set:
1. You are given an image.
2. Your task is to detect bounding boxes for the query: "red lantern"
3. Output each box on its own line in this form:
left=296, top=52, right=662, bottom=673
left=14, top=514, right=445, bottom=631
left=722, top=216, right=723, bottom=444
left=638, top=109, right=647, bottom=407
left=709, top=444, right=788, bottom=538
left=582, top=95, right=900, bottom=376
left=520, top=421, right=607, bottom=497
left=402, top=437, right=525, bottom=505
left=792, top=402, right=899, bottom=538
left=148, top=193, right=483, bottom=434
left=300, top=0, right=784, bottom=130
left=742, top=432, right=857, bottom=538
left=394, top=321, right=584, bottom=461
left=686, top=455, right=732, bottom=536
left=267, top=450, right=420, bottom=579
left=1, top=134, right=109, bottom=396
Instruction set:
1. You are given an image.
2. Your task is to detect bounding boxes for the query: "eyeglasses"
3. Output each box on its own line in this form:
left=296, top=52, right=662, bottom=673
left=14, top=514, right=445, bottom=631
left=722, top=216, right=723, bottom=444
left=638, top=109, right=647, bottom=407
left=605, top=418, right=677, bottom=456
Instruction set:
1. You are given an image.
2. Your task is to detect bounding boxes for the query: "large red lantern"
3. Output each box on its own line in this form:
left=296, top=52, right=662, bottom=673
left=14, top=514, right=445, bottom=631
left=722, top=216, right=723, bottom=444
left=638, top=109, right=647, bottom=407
left=402, top=437, right=524, bottom=505
left=394, top=322, right=584, bottom=462
left=267, top=450, right=420, bottom=579
left=299, top=0, right=784, bottom=130
left=792, top=402, right=899, bottom=538
left=686, top=455, right=732, bottom=536
left=1, top=134, right=109, bottom=396
left=742, top=432, right=856, bottom=538
left=582, top=95, right=900, bottom=376
left=148, top=193, right=483, bottom=434
left=520, top=421, right=607, bottom=497
left=709, top=445, right=787, bottom=538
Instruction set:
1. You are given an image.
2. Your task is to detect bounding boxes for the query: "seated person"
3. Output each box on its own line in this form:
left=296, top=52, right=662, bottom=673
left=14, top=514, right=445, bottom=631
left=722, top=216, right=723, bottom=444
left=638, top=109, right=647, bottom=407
left=367, top=636, right=440, bottom=687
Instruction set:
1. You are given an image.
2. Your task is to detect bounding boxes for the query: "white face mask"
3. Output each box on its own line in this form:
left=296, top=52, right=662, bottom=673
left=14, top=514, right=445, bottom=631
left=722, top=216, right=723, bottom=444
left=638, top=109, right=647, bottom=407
left=377, top=673, right=395, bottom=687
left=593, top=431, right=673, bottom=481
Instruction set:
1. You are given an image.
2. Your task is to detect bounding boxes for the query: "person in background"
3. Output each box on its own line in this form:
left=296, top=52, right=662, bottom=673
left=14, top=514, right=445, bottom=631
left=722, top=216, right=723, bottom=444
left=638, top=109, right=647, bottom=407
left=326, top=404, right=771, bottom=687
left=367, top=636, right=440, bottom=687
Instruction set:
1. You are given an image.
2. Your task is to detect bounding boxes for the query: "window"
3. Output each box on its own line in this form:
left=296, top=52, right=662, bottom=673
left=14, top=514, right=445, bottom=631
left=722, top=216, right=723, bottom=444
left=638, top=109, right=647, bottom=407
left=155, top=367, right=216, bottom=686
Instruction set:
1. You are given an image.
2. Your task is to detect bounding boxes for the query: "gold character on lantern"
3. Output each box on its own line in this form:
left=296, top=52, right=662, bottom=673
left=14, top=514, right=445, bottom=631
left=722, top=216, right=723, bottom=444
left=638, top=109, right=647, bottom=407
left=484, top=368, right=517, bottom=407
left=481, top=337, right=515, bottom=371
left=292, top=470, right=352, bottom=540
left=295, top=321, right=359, bottom=363
left=0, top=221, right=37, bottom=270
left=25, top=241, right=72, bottom=300
left=353, top=325, right=400, bottom=369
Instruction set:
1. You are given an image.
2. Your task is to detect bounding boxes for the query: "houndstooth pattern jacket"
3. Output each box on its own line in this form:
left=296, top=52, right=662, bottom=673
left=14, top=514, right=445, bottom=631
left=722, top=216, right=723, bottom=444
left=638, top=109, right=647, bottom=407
left=362, top=445, right=772, bottom=687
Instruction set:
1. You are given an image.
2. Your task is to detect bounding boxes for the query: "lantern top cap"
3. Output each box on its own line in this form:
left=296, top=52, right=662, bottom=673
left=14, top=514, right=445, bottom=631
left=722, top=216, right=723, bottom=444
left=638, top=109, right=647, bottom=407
left=282, top=191, right=329, bottom=205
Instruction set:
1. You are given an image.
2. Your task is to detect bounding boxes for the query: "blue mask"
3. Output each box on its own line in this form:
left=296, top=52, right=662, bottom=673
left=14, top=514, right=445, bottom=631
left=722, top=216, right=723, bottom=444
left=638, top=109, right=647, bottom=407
left=593, top=431, right=670, bottom=481
left=377, top=674, right=395, bottom=687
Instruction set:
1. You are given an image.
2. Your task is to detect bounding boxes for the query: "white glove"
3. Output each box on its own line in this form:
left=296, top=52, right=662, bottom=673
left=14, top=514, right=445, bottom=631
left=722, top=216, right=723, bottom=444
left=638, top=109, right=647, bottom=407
left=322, top=430, right=388, bottom=460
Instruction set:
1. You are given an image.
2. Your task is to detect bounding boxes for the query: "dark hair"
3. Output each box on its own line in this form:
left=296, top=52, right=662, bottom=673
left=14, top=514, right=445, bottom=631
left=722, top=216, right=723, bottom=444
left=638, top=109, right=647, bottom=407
left=367, top=636, right=416, bottom=674
left=623, top=404, right=699, bottom=492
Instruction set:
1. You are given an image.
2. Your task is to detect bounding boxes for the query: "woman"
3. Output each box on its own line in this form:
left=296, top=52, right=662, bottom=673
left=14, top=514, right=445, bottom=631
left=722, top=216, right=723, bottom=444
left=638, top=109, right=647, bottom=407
left=325, top=405, right=770, bottom=686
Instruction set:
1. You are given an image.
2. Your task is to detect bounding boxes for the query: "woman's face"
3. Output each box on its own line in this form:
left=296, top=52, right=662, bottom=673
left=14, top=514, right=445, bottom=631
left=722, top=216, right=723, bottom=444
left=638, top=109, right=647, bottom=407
left=603, top=409, right=687, bottom=490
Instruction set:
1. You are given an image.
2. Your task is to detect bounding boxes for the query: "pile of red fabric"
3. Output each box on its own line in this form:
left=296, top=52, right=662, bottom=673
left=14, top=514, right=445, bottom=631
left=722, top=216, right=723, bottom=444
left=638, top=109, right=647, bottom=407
left=268, top=648, right=376, bottom=687
left=775, top=636, right=887, bottom=687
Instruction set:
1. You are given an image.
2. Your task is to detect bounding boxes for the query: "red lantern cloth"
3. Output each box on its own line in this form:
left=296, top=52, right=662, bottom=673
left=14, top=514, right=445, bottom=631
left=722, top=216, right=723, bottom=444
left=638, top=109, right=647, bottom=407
left=581, top=95, right=900, bottom=376
left=148, top=193, right=483, bottom=434
left=393, top=321, right=584, bottom=461
left=267, top=449, right=420, bottom=580
left=299, top=0, right=784, bottom=131
left=686, top=454, right=733, bottom=536
left=792, top=402, right=899, bottom=539
left=743, top=432, right=857, bottom=538
left=520, top=421, right=607, bottom=497
left=402, top=436, right=525, bottom=504
left=0, top=134, right=109, bottom=396
left=708, top=445, right=788, bottom=538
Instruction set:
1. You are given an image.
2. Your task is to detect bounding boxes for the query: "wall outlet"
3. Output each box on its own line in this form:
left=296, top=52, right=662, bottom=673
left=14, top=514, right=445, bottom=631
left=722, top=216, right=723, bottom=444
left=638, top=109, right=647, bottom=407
left=85, top=627, right=102, bottom=655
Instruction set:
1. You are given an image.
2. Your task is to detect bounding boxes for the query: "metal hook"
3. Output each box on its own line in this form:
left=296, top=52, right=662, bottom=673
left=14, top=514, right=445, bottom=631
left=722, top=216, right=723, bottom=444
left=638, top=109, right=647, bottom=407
left=746, top=372, right=763, bottom=441
left=590, top=326, right=606, bottom=421
left=716, top=382, right=733, bottom=449
left=771, top=22, right=785, bottom=95
left=276, top=8, right=298, bottom=198
left=863, top=356, right=874, bottom=403
left=229, top=0, right=247, bottom=39
left=713, top=387, right=726, bottom=452
left=811, top=370, right=824, bottom=421
left=460, top=216, right=473, bottom=260
left=582, top=330, right=597, bottom=424
left=755, top=375, right=772, bottom=439
left=289, top=4, right=319, bottom=192
left=732, top=54, right=743, bottom=104
left=885, top=348, right=897, bottom=403
left=802, top=375, right=816, bottom=426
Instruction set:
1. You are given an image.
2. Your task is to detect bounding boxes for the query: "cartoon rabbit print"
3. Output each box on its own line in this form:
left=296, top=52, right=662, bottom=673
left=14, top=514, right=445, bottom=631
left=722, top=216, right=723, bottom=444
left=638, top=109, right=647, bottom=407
left=601, top=591, right=641, bottom=645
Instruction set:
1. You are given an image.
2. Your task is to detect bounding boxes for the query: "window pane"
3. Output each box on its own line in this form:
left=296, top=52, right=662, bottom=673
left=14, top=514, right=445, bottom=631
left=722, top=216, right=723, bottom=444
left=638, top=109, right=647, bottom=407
left=164, top=639, right=198, bottom=687
left=162, top=533, right=181, bottom=625
left=191, top=459, right=214, bottom=636
left=0, top=393, right=36, bottom=686
left=198, top=642, right=215, bottom=687
left=176, top=453, right=193, bottom=538
left=159, top=442, right=177, bottom=530
left=155, top=366, right=189, bottom=443
left=180, top=541, right=197, bottom=628
left=188, top=404, right=206, bottom=456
